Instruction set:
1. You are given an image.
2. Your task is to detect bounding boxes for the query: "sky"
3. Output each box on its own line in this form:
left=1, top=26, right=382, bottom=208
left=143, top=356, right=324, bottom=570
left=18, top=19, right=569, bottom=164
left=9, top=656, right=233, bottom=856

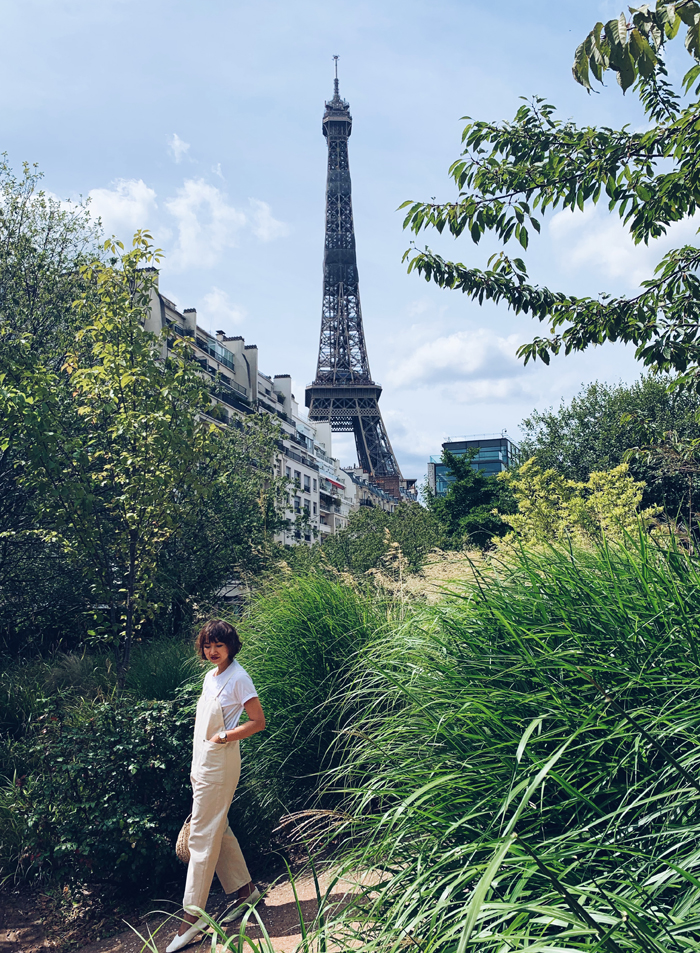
left=2, top=0, right=694, bottom=480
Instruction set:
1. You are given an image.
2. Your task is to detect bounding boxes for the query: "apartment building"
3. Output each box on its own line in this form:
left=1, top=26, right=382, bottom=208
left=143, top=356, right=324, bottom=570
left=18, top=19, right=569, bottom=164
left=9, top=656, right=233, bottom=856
left=145, top=276, right=358, bottom=546
left=343, top=467, right=400, bottom=513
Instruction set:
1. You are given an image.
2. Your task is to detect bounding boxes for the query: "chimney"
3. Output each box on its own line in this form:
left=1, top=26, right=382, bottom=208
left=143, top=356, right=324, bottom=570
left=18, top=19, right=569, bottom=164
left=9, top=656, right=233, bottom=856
left=183, top=308, right=197, bottom=334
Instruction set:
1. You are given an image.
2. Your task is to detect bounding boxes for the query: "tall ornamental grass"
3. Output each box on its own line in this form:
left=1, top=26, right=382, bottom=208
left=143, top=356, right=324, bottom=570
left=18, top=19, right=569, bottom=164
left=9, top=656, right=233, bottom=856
left=229, top=572, right=386, bottom=853
left=315, top=532, right=700, bottom=952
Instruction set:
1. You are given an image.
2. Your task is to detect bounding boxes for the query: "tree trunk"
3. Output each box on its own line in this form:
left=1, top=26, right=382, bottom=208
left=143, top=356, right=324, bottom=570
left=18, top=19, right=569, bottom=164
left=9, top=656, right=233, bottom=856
left=117, top=530, right=137, bottom=688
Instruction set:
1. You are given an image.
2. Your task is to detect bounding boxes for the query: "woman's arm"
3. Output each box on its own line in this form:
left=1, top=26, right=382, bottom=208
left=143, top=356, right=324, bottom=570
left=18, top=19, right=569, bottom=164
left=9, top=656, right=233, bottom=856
left=208, top=696, right=266, bottom=744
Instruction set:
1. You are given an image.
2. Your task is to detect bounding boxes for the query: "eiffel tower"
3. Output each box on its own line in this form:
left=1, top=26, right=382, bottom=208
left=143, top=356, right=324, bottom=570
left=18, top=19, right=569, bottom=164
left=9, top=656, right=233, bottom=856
left=305, top=61, right=404, bottom=499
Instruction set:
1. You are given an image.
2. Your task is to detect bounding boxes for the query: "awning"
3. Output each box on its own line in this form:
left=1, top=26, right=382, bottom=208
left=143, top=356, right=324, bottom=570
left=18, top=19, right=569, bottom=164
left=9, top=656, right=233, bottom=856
left=328, top=478, right=345, bottom=489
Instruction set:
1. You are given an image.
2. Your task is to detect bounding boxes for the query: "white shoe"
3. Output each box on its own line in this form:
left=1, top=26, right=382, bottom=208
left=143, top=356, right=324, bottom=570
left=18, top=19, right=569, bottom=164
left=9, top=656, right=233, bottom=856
left=221, top=887, right=262, bottom=923
left=165, top=917, right=207, bottom=952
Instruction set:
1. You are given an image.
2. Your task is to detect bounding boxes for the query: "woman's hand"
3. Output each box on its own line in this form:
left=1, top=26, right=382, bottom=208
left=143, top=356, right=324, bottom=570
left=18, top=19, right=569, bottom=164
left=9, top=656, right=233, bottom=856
left=207, top=699, right=266, bottom=747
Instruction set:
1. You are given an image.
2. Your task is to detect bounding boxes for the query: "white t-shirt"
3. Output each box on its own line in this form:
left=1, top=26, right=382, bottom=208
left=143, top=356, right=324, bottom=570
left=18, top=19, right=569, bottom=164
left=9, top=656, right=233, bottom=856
left=203, top=660, right=258, bottom=731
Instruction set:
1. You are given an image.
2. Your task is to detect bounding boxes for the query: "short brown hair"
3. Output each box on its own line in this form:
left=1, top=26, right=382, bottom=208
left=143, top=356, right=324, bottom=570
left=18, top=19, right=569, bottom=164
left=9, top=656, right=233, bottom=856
left=195, top=619, right=242, bottom=661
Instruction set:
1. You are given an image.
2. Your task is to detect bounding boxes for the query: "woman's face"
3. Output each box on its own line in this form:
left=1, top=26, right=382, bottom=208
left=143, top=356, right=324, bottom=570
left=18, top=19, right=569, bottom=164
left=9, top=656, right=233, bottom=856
left=203, top=640, right=230, bottom=667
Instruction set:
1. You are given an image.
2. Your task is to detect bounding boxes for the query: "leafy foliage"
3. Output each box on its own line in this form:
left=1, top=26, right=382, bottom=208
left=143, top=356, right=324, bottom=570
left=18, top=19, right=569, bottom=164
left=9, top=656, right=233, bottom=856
left=424, top=448, right=515, bottom=548
left=5, top=230, right=282, bottom=669
left=4, top=690, right=197, bottom=889
left=0, top=159, right=102, bottom=654
left=573, top=3, right=700, bottom=94
left=498, top=458, right=659, bottom=546
left=284, top=503, right=444, bottom=576
left=319, top=502, right=443, bottom=574
left=519, top=374, right=700, bottom=521
left=400, top=7, right=700, bottom=389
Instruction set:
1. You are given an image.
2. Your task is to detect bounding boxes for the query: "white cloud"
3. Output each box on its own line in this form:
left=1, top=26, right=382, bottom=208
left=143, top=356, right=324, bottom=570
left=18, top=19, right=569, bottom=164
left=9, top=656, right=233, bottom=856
left=168, top=133, right=190, bottom=164
left=442, top=378, right=536, bottom=404
left=382, top=409, right=436, bottom=458
left=84, top=175, right=288, bottom=270
left=248, top=198, right=289, bottom=241
left=164, top=178, right=247, bottom=270
left=387, top=328, right=526, bottom=389
left=212, top=163, right=224, bottom=180
left=199, top=286, right=246, bottom=329
left=87, top=178, right=157, bottom=240
left=549, top=205, right=700, bottom=288
left=162, top=182, right=289, bottom=270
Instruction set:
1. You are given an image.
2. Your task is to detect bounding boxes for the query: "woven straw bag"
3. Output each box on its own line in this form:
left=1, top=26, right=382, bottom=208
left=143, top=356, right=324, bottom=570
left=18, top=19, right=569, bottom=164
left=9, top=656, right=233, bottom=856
left=176, top=814, right=192, bottom=864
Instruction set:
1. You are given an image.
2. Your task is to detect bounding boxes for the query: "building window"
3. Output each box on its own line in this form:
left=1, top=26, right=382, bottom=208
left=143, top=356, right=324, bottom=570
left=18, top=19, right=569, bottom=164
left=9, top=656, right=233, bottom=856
left=294, top=497, right=301, bottom=513
left=313, top=502, right=317, bottom=515
left=304, top=475, right=311, bottom=493
left=294, top=470, right=301, bottom=486
left=304, top=533, right=311, bottom=542
left=304, top=500, right=310, bottom=514
left=286, top=466, right=291, bottom=478
left=313, top=478, right=317, bottom=492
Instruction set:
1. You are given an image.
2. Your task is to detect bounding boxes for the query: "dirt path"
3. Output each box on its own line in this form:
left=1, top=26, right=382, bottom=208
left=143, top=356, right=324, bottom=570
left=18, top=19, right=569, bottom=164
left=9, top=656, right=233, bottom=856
left=0, top=870, right=363, bottom=953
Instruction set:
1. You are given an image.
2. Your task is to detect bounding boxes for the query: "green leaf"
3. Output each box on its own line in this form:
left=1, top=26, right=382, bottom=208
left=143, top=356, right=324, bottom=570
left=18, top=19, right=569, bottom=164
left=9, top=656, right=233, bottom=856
left=629, top=28, right=658, bottom=76
left=617, top=47, right=637, bottom=90
left=683, top=62, right=700, bottom=90
left=677, top=1, right=700, bottom=27
left=686, top=18, right=700, bottom=58
left=605, top=14, right=627, bottom=49
left=659, top=2, right=682, bottom=38
left=573, top=40, right=592, bottom=88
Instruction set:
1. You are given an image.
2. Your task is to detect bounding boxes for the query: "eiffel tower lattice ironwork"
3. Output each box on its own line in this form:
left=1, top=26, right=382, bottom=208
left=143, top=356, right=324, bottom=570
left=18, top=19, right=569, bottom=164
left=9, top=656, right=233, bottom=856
left=305, top=64, right=403, bottom=497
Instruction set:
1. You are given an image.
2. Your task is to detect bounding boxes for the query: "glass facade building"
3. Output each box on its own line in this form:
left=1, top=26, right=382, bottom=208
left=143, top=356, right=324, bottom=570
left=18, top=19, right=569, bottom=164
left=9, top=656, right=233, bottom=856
left=427, top=436, right=520, bottom=497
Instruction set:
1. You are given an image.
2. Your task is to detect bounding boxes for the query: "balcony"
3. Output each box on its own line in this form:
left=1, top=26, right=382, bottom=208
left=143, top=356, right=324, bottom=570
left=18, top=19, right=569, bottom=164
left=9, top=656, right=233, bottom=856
left=196, top=336, right=235, bottom=372
left=221, top=377, right=247, bottom=398
left=169, top=323, right=193, bottom=339
left=259, top=396, right=290, bottom=423
left=283, top=447, right=319, bottom=471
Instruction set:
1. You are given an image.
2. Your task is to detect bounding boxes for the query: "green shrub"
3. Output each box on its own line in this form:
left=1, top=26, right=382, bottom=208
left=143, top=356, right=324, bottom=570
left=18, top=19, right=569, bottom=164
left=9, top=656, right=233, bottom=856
left=5, top=689, right=197, bottom=890
left=317, top=531, right=700, bottom=952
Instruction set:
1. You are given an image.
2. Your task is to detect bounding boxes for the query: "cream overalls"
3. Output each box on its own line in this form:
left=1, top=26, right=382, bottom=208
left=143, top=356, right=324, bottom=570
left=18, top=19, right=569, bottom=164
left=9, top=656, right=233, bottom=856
left=183, top=663, right=252, bottom=913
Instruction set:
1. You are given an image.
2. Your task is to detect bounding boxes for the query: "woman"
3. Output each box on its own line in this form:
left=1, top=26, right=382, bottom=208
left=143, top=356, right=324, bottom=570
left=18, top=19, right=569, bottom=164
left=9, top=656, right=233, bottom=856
left=166, top=619, right=266, bottom=952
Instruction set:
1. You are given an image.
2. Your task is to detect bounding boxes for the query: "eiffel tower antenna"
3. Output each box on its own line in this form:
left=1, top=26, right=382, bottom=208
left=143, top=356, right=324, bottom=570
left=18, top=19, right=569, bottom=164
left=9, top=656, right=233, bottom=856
left=305, top=70, right=404, bottom=498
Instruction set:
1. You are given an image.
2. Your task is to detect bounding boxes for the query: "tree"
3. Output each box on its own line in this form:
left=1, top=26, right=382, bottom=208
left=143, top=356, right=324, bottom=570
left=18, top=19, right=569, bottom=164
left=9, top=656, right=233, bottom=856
left=424, top=449, right=515, bottom=549
left=519, top=374, right=700, bottom=520
left=498, top=458, right=660, bottom=547
left=149, top=417, right=285, bottom=639
left=400, top=3, right=700, bottom=389
left=293, top=503, right=443, bottom=576
left=20, top=234, right=281, bottom=678
left=0, top=158, right=101, bottom=653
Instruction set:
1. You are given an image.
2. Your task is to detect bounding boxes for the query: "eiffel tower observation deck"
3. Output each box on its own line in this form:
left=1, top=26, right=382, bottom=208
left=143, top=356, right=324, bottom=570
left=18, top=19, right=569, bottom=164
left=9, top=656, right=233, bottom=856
left=305, top=61, right=406, bottom=499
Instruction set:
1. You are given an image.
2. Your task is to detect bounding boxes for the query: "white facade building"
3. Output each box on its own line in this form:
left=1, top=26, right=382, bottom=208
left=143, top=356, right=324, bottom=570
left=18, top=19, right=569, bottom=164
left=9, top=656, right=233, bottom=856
left=146, top=278, right=384, bottom=547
